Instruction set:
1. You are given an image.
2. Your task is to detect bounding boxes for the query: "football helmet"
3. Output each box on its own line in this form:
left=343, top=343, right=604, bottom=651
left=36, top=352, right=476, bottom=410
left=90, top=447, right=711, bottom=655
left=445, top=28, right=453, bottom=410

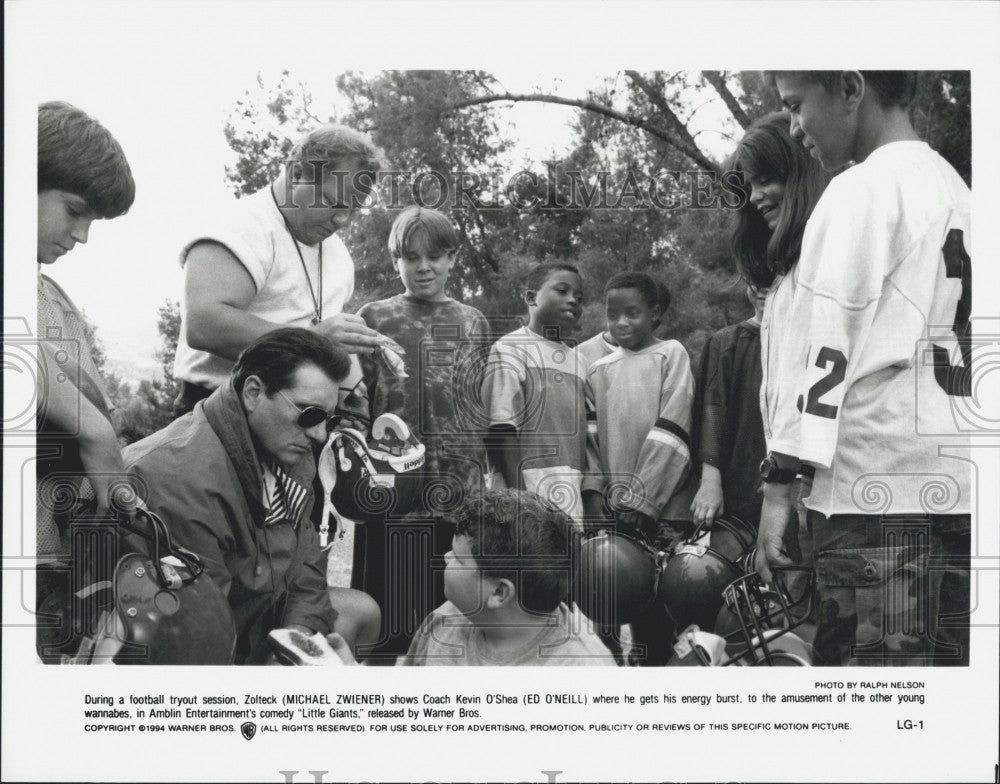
left=574, top=529, right=666, bottom=626
left=39, top=506, right=237, bottom=665
left=713, top=556, right=815, bottom=666
left=321, top=413, right=426, bottom=527
left=658, top=514, right=755, bottom=632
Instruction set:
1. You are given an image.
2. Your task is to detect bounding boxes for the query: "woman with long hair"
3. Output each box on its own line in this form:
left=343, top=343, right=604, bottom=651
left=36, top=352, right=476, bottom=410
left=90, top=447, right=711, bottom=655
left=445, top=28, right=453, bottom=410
left=691, top=112, right=830, bottom=529
left=729, top=112, right=831, bottom=290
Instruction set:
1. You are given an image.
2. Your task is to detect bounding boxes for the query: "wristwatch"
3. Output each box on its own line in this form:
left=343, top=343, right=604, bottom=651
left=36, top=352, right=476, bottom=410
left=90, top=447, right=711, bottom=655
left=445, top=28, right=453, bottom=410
left=759, top=453, right=797, bottom=484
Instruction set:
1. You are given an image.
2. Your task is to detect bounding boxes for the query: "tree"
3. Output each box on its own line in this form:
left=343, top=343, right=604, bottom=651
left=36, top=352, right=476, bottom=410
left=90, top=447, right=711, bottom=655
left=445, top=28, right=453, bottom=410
left=82, top=300, right=181, bottom=446
left=913, top=71, right=971, bottom=186
left=224, top=71, right=318, bottom=197
left=153, top=299, right=181, bottom=395
left=219, top=69, right=970, bottom=370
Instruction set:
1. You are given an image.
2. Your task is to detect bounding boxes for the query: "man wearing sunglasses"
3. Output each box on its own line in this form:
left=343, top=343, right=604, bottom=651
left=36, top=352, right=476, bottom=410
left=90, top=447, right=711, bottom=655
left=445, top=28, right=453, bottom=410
left=123, top=328, right=380, bottom=664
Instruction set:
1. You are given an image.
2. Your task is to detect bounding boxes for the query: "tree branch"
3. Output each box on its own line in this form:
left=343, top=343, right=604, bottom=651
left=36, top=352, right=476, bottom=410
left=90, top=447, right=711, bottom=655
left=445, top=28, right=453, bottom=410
left=448, top=91, right=718, bottom=173
left=623, top=71, right=720, bottom=173
left=700, top=71, right=752, bottom=130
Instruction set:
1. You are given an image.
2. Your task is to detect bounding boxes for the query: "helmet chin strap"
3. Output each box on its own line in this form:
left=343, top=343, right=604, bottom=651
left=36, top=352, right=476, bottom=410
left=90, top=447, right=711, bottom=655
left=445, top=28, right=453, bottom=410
left=318, top=427, right=381, bottom=548
left=317, top=430, right=345, bottom=549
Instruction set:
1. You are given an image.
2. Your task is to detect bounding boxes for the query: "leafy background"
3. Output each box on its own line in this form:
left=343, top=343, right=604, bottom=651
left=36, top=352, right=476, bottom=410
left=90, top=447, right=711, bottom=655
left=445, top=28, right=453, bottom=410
left=95, top=70, right=970, bottom=446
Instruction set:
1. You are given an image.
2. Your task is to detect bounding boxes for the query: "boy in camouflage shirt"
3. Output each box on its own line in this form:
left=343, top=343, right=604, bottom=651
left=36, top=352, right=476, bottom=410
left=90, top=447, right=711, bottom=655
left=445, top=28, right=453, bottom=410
left=354, top=207, right=489, bottom=662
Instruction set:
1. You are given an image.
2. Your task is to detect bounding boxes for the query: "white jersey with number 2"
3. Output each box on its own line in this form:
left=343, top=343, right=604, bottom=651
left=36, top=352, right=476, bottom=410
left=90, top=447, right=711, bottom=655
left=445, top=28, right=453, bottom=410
left=761, top=141, right=971, bottom=517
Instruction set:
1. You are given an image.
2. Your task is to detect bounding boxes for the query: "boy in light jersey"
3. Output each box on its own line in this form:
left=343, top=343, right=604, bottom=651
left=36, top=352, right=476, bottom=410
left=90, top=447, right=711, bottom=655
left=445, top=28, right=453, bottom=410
left=483, top=263, right=588, bottom=524
left=584, top=272, right=696, bottom=665
left=758, top=71, right=971, bottom=665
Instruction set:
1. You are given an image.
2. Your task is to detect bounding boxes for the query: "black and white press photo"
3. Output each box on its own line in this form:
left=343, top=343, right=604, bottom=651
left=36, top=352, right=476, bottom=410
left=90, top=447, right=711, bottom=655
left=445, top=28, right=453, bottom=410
left=4, top=1, right=999, bottom=782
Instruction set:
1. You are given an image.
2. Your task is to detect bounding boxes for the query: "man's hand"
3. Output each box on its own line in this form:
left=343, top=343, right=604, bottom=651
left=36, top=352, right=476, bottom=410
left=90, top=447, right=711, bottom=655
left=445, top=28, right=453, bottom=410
left=325, top=632, right=359, bottom=665
left=330, top=413, right=369, bottom=436
left=691, top=464, right=724, bottom=527
left=755, top=484, right=796, bottom=584
left=314, top=313, right=382, bottom=355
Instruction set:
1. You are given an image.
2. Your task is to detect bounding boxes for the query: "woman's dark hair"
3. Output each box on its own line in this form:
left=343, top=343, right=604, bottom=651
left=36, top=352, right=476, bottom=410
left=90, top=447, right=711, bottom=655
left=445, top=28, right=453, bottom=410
left=232, top=328, right=351, bottom=395
left=727, top=112, right=830, bottom=288
left=38, top=101, right=136, bottom=218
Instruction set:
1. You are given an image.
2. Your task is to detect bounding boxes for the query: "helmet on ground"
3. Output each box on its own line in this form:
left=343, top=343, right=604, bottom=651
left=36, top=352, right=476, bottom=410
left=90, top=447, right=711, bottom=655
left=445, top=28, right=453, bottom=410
left=39, top=506, right=237, bottom=665
left=658, top=514, right=756, bottom=633
left=574, top=529, right=665, bottom=626
left=327, top=413, right=426, bottom=520
left=714, top=557, right=815, bottom=666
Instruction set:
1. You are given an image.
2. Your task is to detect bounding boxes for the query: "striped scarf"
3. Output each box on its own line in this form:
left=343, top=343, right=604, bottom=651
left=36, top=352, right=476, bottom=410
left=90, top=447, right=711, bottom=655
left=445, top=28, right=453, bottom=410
left=263, top=460, right=309, bottom=528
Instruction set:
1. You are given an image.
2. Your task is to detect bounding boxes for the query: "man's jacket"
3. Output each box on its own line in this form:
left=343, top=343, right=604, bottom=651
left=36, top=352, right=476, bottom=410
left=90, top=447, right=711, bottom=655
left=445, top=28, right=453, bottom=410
left=123, top=381, right=335, bottom=663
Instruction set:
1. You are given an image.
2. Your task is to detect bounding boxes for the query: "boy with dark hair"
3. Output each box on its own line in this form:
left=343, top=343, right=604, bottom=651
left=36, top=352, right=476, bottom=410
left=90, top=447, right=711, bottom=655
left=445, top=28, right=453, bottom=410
left=483, top=263, right=588, bottom=524
left=583, top=271, right=695, bottom=665
left=399, top=489, right=616, bottom=665
left=584, top=271, right=695, bottom=539
left=757, top=71, right=971, bottom=666
left=36, top=101, right=136, bottom=554
left=35, top=101, right=138, bottom=662
left=351, top=206, right=490, bottom=661
left=577, top=278, right=672, bottom=370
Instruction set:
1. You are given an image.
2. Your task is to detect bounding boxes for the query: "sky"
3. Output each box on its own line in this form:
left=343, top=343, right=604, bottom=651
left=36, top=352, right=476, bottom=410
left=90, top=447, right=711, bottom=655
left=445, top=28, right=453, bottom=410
left=8, top=2, right=738, bottom=383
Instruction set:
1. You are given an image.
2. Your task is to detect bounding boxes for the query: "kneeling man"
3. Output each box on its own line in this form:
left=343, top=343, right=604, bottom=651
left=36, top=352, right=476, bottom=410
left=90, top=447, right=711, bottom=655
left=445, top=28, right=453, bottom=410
left=125, top=328, right=379, bottom=663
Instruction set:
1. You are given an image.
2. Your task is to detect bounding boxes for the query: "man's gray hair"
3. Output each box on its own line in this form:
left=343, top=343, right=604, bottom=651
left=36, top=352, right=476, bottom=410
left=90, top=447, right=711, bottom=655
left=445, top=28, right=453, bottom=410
left=289, top=124, right=388, bottom=174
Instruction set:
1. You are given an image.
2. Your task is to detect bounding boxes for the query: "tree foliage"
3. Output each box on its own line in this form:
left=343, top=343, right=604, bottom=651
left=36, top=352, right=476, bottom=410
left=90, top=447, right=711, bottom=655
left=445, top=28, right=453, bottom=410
left=220, top=69, right=970, bottom=371
left=85, top=300, right=182, bottom=445
left=94, top=70, right=970, bottom=445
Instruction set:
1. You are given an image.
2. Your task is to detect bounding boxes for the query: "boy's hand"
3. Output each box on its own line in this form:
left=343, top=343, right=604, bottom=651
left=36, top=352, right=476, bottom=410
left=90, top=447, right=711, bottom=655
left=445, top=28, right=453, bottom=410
left=615, top=509, right=656, bottom=543
left=755, top=484, right=796, bottom=584
left=325, top=632, right=359, bottom=666
left=691, top=465, right=724, bottom=527
left=314, top=313, right=382, bottom=355
left=77, top=418, right=136, bottom=519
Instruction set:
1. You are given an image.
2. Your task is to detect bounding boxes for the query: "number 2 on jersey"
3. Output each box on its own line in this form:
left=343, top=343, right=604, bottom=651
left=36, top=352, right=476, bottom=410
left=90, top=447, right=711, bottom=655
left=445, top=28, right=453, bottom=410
left=797, top=347, right=848, bottom=419
left=932, top=228, right=972, bottom=397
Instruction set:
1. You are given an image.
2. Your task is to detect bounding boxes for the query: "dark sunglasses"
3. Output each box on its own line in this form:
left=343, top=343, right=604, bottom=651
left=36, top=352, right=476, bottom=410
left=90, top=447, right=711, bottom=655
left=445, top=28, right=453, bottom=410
left=276, top=389, right=333, bottom=429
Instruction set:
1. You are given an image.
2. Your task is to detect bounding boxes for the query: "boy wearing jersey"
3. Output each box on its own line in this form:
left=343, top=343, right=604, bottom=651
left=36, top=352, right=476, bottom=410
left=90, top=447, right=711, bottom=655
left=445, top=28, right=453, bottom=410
left=584, top=273, right=695, bottom=665
left=483, top=263, right=588, bottom=524
left=759, top=71, right=971, bottom=665
left=576, top=330, right=617, bottom=371
left=353, top=207, right=489, bottom=661
left=584, top=274, right=695, bottom=537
